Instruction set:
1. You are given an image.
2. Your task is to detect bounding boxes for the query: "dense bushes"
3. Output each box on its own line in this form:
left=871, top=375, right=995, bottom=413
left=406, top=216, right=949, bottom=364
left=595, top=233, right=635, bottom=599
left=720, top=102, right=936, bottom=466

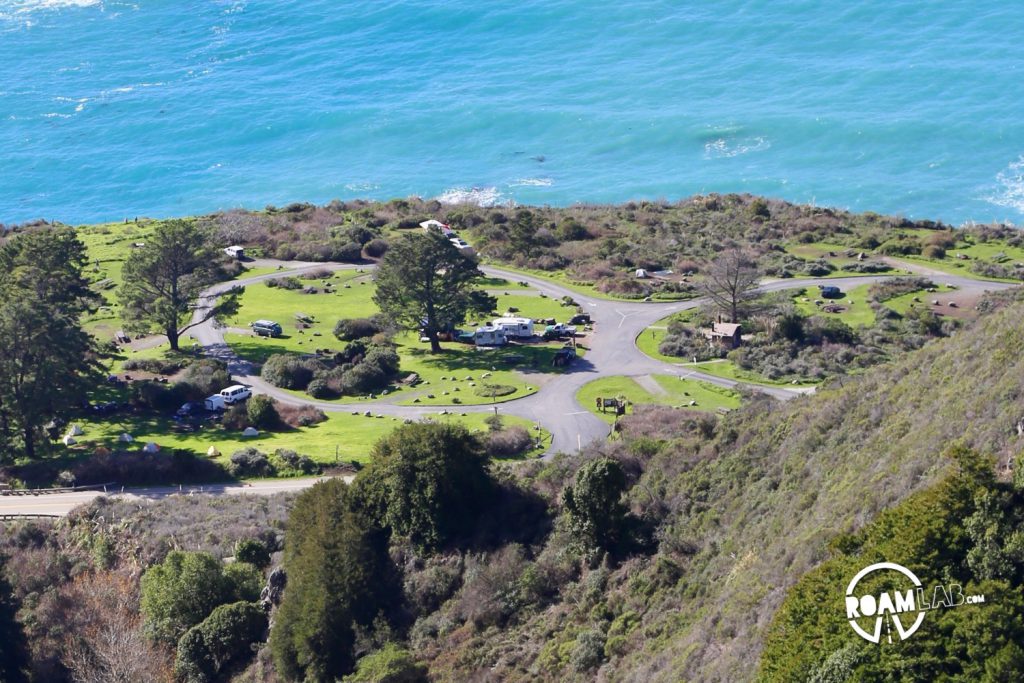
left=175, top=601, right=267, bottom=683
left=334, top=316, right=385, bottom=341
left=484, top=426, right=534, bottom=458
left=260, top=343, right=400, bottom=398
left=261, top=354, right=319, bottom=390
left=246, top=394, right=280, bottom=430
left=352, top=422, right=494, bottom=552
left=228, top=447, right=320, bottom=478
left=177, top=358, right=232, bottom=398
left=140, top=550, right=263, bottom=645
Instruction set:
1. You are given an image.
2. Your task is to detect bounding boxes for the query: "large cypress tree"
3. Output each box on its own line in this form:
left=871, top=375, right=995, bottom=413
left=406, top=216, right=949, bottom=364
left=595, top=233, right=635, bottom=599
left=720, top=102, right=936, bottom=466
left=271, top=479, right=396, bottom=682
left=119, top=219, right=241, bottom=351
left=0, top=228, right=99, bottom=459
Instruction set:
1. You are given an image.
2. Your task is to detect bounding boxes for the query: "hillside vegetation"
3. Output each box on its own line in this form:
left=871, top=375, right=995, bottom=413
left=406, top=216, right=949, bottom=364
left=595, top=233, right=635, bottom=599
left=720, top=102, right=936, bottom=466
left=396, top=290, right=1024, bottom=681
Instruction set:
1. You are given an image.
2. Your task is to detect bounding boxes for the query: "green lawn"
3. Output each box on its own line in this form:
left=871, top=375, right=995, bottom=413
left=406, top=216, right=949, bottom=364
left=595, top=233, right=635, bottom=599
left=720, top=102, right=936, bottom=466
left=224, top=276, right=585, bottom=406
left=884, top=285, right=954, bottom=315
left=60, top=410, right=548, bottom=467
left=577, top=375, right=741, bottom=424
left=792, top=284, right=876, bottom=327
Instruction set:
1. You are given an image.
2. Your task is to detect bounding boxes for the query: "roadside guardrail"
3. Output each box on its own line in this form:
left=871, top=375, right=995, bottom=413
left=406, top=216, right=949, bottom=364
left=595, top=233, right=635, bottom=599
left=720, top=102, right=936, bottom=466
left=0, top=482, right=116, bottom=497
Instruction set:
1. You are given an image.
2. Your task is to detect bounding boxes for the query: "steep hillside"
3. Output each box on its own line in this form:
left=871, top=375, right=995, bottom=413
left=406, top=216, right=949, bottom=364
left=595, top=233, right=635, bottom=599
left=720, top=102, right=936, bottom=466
left=410, top=293, right=1024, bottom=682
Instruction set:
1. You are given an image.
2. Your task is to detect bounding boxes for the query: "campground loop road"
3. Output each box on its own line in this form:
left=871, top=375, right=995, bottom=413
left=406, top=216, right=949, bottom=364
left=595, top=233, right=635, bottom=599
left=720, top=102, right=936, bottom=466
left=192, top=259, right=1018, bottom=458
left=2, top=260, right=1013, bottom=517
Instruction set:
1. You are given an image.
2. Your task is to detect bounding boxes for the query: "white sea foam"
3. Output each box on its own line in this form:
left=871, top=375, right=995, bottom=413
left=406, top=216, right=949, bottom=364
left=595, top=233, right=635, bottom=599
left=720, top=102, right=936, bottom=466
left=985, top=156, right=1024, bottom=214
left=436, top=186, right=505, bottom=207
left=703, top=135, right=770, bottom=160
left=344, top=182, right=379, bottom=193
left=508, top=177, right=553, bottom=188
left=2, top=0, right=101, bottom=18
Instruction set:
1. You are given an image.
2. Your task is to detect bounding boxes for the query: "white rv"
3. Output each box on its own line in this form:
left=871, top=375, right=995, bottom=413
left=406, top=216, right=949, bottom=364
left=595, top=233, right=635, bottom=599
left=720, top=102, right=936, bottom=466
left=491, top=317, right=534, bottom=339
left=473, top=326, right=507, bottom=347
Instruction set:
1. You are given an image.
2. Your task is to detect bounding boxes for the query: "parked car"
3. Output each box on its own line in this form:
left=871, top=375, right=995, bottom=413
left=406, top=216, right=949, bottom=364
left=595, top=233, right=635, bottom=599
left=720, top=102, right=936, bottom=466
left=449, top=237, right=471, bottom=249
left=251, top=320, right=283, bottom=337
left=543, top=323, right=577, bottom=340
left=569, top=313, right=592, bottom=325
left=176, top=401, right=204, bottom=417
left=219, top=385, right=252, bottom=405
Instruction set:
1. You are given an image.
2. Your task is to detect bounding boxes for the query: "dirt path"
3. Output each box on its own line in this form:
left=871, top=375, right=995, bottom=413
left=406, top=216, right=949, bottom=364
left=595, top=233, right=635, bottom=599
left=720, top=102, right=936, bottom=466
left=634, top=374, right=667, bottom=396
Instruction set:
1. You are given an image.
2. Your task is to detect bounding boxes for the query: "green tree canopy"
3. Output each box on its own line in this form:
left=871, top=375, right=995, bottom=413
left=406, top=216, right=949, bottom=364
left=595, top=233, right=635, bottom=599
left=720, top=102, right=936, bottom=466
left=372, top=231, right=493, bottom=353
left=271, top=478, right=397, bottom=682
left=174, top=601, right=267, bottom=683
left=140, top=550, right=260, bottom=645
left=352, top=421, right=494, bottom=552
left=562, top=458, right=630, bottom=556
left=119, top=219, right=240, bottom=351
left=0, top=227, right=99, bottom=459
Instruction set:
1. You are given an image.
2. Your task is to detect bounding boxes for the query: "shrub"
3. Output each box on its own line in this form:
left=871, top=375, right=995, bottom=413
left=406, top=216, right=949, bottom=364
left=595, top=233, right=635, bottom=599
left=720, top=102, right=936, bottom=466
left=277, top=404, right=328, bottom=428
left=474, top=383, right=516, bottom=398
left=306, top=378, right=335, bottom=399
left=228, top=448, right=274, bottom=478
left=335, top=317, right=384, bottom=341
left=223, top=562, right=264, bottom=602
left=177, top=358, right=232, bottom=397
left=140, top=551, right=237, bottom=644
left=122, top=356, right=188, bottom=375
left=270, top=449, right=320, bottom=476
left=922, top=244, right=946, bottom=259
left=130, top=380, right=187, bottom=411
left=246, top=394, right=280, bottom=430
left=261, top=354, right=317, bottom=390
left=234, top=539, right=271, bottom=569
left=485, top=426, right=534, bottom=458
left=266, top=276, right=303, bottom=290
left=174, top=601, right=267, bottom=683
left=342, top=643, right=427, bottom=682
left=363, top=238, right=389, bottom=258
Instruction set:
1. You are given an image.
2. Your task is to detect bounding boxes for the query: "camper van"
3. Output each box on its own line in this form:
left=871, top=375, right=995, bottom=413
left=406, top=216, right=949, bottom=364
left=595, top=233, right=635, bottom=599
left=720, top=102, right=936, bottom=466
left=473, top=326, right=507, bottom=347
left=219, top=385, right=252, bottom=405
left=491, top=317, right=534, bottom=339
left=251, top=320, right=283, bottom=337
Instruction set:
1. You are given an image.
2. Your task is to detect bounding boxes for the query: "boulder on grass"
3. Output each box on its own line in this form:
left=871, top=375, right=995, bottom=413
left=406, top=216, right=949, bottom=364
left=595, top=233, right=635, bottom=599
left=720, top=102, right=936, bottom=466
left=242, top=427, right=259, bottom=437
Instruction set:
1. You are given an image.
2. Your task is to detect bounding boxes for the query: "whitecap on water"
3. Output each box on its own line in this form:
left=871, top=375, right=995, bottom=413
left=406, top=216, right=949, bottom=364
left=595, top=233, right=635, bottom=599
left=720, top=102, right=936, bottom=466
left=985, top=156, right=1024, bottom=214
left=436, top=186, right=505, bottom=207
left=703, top=135, right=770, bottom=160
left=508, top=178, right=553, bottom=188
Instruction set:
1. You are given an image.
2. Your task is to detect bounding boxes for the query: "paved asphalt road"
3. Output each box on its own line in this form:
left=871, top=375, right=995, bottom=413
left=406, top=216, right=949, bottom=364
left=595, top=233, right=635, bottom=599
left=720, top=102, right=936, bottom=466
left=0, top=477, right=342, bottom=518
left=3, top=258, right=1013, bottom=517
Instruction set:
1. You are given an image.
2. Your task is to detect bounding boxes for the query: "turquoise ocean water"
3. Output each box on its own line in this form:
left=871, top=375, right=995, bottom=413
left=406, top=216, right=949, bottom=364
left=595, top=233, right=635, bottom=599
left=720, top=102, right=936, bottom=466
left=2, top=0, right=1023, bottom=225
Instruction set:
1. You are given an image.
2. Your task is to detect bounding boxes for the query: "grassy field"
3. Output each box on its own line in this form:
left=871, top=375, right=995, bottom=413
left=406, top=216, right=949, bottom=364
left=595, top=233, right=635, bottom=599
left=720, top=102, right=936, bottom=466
left=577, top=374, right=741, bottom=424
left=60, top=410, right=549, bottom=467
left=884, top=284, right=954, bottom=315
left=791, top=284, right=875, bottom=327
left=223, top=276, right=586, bottom=406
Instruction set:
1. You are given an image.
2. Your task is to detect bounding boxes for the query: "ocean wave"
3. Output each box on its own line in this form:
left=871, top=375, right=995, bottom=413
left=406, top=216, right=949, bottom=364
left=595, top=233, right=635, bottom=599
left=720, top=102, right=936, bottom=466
left=703, top=135, right=771, bottom=160
left=344, top=182, right=379, bottom=193
left=1, top=0, right=102, bottom=18
left=508, top=177, right=553, bottom=188
left=436, top=186, right=505, bottom=207
left=985, top=156, right=1024, bottom=214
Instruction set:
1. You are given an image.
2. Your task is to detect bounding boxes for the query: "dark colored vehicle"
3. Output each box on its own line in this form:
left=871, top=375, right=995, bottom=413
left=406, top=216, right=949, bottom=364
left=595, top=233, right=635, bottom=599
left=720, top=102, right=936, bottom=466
left=569, top=313, right=592, bottom=325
